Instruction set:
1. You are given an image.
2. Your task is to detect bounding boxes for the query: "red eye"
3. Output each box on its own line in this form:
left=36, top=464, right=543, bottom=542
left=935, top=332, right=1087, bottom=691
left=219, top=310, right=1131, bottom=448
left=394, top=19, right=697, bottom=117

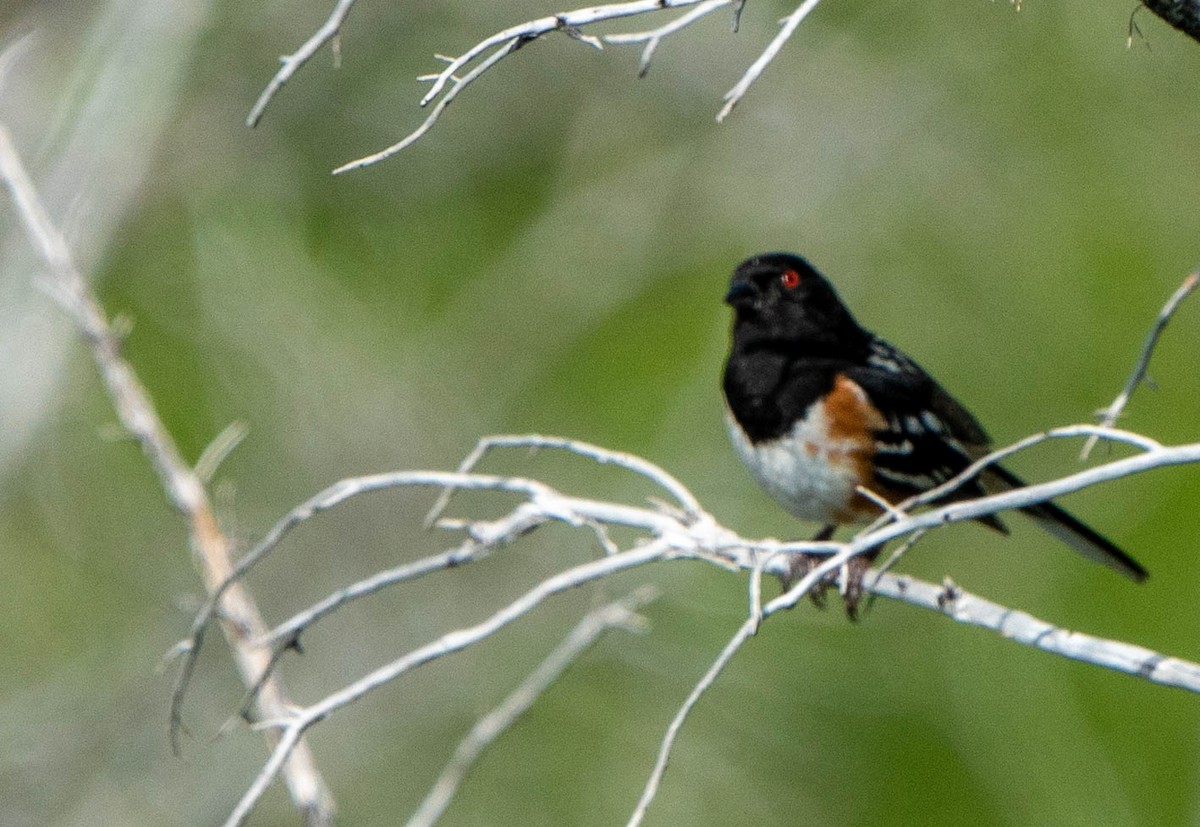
left=780, top=269, right=801, bottom=289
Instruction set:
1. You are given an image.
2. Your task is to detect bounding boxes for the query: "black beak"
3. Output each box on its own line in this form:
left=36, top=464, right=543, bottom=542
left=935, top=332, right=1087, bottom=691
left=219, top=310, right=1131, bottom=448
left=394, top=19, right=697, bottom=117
left=724, top=281, right=755, bottom=307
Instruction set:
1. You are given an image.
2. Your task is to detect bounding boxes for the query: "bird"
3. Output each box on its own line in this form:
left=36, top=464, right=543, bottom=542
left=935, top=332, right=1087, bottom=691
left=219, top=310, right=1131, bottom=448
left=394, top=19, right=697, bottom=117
left=721, top=252, right=1147, bottom=617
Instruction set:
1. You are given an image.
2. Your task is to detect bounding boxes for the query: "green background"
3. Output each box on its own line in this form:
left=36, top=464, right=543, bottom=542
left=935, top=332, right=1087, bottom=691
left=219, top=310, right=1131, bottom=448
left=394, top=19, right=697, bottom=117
left=3, top=1, right=1200, bottom=824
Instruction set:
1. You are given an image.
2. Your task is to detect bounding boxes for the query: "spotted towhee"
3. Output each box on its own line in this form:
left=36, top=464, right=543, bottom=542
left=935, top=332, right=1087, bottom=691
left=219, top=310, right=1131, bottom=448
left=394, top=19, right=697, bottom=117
left=722, top=252, right=1147, bottom=615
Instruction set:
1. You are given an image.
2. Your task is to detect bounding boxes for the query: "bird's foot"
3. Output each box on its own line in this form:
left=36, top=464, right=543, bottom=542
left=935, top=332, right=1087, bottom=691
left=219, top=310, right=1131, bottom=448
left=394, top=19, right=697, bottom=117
left=780, top=552, right=871, bottom=621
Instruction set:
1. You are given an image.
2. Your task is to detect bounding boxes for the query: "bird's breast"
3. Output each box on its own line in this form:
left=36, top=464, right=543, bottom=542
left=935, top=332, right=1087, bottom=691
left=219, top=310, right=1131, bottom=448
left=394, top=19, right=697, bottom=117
left=725, top=376, right=882, bottom=524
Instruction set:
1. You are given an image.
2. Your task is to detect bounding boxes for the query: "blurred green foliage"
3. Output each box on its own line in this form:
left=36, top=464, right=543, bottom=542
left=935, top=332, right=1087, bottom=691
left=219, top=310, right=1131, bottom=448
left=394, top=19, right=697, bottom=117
left=3, top=1, right=1200, bottom=824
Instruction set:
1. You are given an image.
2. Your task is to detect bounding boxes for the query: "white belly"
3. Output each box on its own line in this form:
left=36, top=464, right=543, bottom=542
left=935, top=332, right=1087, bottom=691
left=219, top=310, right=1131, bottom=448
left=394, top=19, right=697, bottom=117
left=725, top=405, right=863, bottom=524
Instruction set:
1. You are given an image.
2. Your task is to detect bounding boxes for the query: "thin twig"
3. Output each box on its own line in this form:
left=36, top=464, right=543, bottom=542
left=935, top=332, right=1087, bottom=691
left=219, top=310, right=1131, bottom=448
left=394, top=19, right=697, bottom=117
left=628, top=615, right=758, bottom=826
left=330, top=0, right=823, bottom=172
left=863, top=424, right=1164, bottom=540
left=259, top=535, right=501, bottom=649
left=856, top=483, right=907, bottom=522
left=747, top=551, right=766, bottom=633
left=407, top=587, right=657, bottom=827
left=1081, top=271, right=1200, bottom=459
left=235, top=504, right=555, bottom=715
left=605, top=0, right=734, bottom=76
left=637, top=505, right=858, bottom=822
left=626, top=531, right=856, bottom=822
left=425, top=433, right=704, bottom=528
left=417, top=2, right=711, bottom=108
left=171, top=465, right=703, bottom=738
left=247, top=0, right=359, bottom=127
left=717, top=0, right=824, bottom=121
left=0, top=125, right=336, bottom=823
left=863, top=529, right=927, bottom=614
left=169, top=470, right=568, bottom=743
left=195, top=420, right=250, bottom=484
left=332, top=36, right=524, bottom=174
left=237, top=537, right=496, bottom=719
left=223, top=539, right=679, bottom=827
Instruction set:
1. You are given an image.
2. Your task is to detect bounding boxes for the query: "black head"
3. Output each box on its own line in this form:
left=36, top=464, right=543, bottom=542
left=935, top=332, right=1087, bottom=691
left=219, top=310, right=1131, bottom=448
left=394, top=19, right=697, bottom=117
left=725, top=253, right=865, bottom=349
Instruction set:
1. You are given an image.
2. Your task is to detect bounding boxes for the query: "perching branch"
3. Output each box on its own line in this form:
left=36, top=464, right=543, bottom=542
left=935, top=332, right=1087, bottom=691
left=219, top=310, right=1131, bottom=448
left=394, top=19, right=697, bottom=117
left=0, top=125, right=338, bottom=825
left=871, top=573, right=1200, bottom=690
left=629, top=545, right=1200, bottom=827
left=194, top=423, right=1200, bottom=825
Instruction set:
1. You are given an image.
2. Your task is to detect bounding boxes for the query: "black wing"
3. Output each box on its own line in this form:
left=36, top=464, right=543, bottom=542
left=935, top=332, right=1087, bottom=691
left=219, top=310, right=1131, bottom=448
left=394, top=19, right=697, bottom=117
left=850, top=337, right=1146, bottom=580
left=844, top=337, right=995, bottom=506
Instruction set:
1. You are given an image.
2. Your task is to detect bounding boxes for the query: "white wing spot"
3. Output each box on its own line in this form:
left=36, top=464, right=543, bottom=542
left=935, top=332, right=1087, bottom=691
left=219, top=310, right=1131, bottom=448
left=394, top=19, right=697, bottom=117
left=867, top=352, right=903, bottom=373
left=875, top=438, right=914, bottom=456
left=920, top=411, right=945, bottom=433
left=874, top=466, right=937, bottom=490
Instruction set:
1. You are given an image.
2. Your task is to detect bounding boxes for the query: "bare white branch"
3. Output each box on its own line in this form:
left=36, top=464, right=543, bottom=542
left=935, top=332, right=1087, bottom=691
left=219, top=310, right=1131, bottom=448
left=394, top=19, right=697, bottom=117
left=246, top=0, right=359, bottom=127
left=415, top=2, right=712, bottom=109
left=871, top=573, right=1200, bottom=691
left=0, top=123, right=337, bottom=824
left=1081, top=270, right=1200, bottom=459
left=333, top=35, right=525, bottom=175
left=206, top=422, right=1200, bottom=825
left=625, top=426, right=1192, bottom=819
left=223, top=538, right=683, bottom=827
left=225, top=724, right=308, bottom=827
left=605, top=0, right=735, bottom=77
left=207, top=433, right=719, bottom=708
left=630, top=555, right=1200, bottom=821
left=628, top=613, right=757, bottom=827
left=869, top=424, right=1164, bottom=539
left=322, top=0, right=825, bottom=172
left=717, top=0, right=824, bottom=121
left=407, top=587, right=657, bottom=827
left=425, top=433, right=704, bottom=528
left=170, top=469, right=589, bottom=741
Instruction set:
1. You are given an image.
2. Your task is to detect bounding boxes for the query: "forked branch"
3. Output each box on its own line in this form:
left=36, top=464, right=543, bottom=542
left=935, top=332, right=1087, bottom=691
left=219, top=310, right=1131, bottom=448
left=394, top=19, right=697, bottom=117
left=193, top=425, right=1200, bottom=825
left=249, top=0, right=1200, bottom=172
left=0, top=124, right=337, bottom=824
left=1081, top=270, right=1199, bottom=459
left=248, top=1, right=825, bottom=173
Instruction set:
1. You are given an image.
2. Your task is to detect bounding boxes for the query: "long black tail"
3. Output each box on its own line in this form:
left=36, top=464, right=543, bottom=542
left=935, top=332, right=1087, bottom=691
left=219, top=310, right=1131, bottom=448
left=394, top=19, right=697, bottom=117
left=986, top=465, right=1148, bottom=583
